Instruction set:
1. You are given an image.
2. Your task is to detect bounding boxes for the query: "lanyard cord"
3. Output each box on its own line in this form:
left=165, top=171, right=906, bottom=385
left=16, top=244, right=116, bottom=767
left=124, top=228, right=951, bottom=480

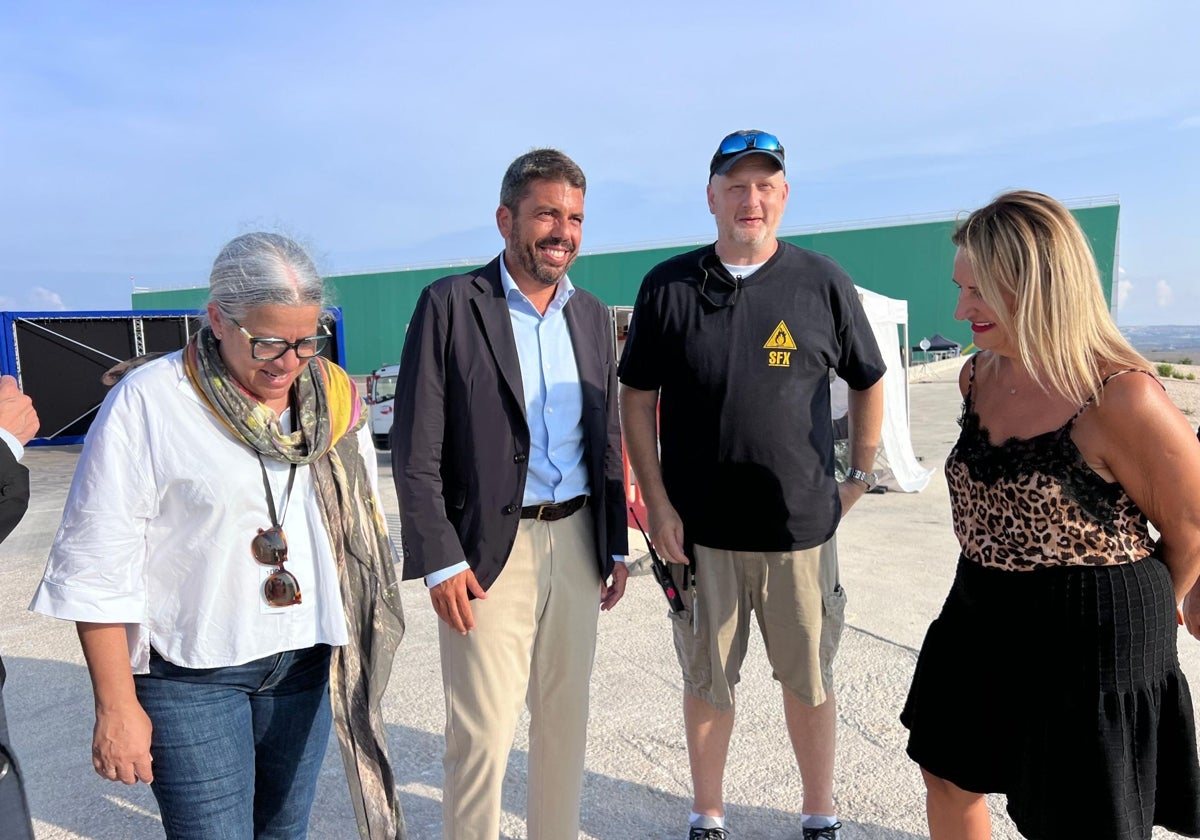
left=257, top=454, right=298, bottom=530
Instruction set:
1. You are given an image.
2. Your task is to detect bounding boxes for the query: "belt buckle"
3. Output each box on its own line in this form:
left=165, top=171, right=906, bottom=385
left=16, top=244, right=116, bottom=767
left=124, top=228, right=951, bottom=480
left=536, top=503, right=550, bottom=522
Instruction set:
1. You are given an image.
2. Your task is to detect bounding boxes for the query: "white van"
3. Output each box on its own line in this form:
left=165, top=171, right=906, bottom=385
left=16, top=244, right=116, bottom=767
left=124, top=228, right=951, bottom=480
left=365, top=363, right=400, bottom=451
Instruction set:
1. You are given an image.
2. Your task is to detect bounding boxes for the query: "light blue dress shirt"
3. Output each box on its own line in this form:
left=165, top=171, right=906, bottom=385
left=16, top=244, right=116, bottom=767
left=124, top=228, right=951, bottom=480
left=502, top=257, right=589, bottom=506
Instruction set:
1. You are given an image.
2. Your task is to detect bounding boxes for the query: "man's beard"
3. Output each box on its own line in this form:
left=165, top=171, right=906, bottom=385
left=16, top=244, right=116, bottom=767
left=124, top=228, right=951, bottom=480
left=729, top=226, right=770, bottom=249
left=513, top=230, right=575, bottom=286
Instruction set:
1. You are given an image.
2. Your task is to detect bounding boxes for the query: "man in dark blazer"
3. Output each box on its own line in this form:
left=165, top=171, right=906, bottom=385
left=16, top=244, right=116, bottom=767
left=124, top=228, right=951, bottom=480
left=0, top=374, right=39, bottom=840
left=391, top=148, right=628, bottom=840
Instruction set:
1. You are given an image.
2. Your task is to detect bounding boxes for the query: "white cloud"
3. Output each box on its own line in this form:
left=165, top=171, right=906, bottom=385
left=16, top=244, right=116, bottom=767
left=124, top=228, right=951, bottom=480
left=1155, top=279, right=1175, bottom=308
left=1116, top=266, right=1132, bottom=308
left=1180, top=115, right=1200, bottom=128
left=30, top=286, right=67, bottom=311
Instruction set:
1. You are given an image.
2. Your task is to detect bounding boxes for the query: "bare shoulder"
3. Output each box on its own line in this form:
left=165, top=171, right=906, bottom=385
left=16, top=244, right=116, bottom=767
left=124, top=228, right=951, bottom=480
left=1072, top=366, right=1200, bottom=523
left=1081, top=368, right=1192, bottom=451
left=1092, top=369, right=1170, bottom=423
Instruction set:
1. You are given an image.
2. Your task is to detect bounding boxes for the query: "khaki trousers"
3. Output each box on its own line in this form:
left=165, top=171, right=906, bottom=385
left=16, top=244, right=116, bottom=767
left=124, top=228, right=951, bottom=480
left=439, top=507, right=601, bottom=840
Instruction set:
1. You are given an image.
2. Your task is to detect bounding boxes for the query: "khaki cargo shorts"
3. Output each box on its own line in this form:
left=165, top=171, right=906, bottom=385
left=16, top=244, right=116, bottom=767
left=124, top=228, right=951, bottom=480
left=669, top=536, right=847, bottom=710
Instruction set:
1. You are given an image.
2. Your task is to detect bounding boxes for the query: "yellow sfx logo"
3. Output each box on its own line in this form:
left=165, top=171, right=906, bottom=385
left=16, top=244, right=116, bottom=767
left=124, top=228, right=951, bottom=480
left=764, top=321, right=796, bottom=367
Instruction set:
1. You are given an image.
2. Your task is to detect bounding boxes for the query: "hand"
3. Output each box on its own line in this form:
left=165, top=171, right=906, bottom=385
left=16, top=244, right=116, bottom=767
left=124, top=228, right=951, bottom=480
left=837, top=479, right=869, bottom=519
left=600, top=562, right=629, bottom=611
left=92, top=700, right=154, bottom=785
left=1183, top=587, right=1200, bottom=642
left=647, top=502, right=689, bottom=565
left=429, top=568, right=488, bottom=635
left=0, top=376, right=38, bottom=445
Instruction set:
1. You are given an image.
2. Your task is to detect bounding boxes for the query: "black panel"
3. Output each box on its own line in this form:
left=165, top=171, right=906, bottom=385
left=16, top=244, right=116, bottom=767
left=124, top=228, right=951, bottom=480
left=15, top=318, right=135, bottom=439
left=13, top=312, right=343, bottom=443
left=142, top=317, right=201, bottom=353
left=319, top=316, right=339, bottom=362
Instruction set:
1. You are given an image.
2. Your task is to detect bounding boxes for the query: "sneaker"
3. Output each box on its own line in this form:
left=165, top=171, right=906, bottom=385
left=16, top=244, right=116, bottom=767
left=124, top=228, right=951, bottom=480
left=688, top=828, right=728, bottom=840
left=802, top=821, right=841, bottom=839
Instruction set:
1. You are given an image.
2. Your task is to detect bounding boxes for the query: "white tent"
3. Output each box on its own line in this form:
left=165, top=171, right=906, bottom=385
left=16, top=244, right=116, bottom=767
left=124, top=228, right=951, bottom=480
left=841, top=286, right=934, bottom=493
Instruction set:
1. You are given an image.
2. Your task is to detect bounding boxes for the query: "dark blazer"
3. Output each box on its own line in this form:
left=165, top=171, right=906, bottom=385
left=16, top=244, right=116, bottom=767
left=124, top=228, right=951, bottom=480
left=0, top=441, right=35, bottom=840
left=391, top=256, right=628, bottom=592
left=0, top=442, right=29, bottom=544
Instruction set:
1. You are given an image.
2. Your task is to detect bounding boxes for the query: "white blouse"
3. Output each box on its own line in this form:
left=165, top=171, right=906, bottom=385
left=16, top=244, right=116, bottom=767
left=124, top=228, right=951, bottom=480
left=28, top=351, right=379, bottom=673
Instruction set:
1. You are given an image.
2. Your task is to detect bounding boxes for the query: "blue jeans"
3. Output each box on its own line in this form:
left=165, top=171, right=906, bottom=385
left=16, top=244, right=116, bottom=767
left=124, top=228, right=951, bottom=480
left=134, top=644, right=333, bottom=840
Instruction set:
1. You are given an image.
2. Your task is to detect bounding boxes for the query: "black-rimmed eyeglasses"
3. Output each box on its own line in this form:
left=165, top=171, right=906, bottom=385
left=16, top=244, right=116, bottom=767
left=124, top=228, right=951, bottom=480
left=232, top=319, right=330, bottom=361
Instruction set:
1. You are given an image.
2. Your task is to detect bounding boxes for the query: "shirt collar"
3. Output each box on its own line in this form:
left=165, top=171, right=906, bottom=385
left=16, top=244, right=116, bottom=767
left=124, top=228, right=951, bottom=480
left=500, top=253, right=574, bottom=315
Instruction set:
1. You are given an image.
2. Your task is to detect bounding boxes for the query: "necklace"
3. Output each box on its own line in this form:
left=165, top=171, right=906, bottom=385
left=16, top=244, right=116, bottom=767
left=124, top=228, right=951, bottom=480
left=998, top=357, right=1026, bottom=396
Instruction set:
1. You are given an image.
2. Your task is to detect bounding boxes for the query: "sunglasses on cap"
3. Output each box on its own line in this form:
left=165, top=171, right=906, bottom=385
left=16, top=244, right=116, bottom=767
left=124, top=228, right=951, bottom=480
left=710, top=130, right=786, bottom=177
left=717, top=130, right=784, bottom=157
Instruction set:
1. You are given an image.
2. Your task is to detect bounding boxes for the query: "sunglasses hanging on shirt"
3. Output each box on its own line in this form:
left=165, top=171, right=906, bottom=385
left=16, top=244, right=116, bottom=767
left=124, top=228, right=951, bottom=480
left=697, top=253, right=742, bottom=309
left=252, top=455, right=303, bottom=607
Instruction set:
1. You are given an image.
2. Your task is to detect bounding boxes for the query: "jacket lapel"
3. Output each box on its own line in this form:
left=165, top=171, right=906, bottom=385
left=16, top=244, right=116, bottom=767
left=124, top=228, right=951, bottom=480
left=470, top=257, right=526, bottom=417
left=565, top=296, right=604, bottom=432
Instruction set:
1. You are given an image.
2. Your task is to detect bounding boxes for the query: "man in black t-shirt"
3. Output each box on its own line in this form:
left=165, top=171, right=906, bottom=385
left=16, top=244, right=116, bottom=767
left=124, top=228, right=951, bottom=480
left=619, top=129, right=885, bottom=840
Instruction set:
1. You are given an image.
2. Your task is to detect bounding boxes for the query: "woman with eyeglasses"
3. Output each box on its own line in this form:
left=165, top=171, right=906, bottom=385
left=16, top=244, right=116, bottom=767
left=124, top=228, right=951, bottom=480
left=900, top=192, right=1200, bottom=839
left=31, top=233, right=407, bottom=839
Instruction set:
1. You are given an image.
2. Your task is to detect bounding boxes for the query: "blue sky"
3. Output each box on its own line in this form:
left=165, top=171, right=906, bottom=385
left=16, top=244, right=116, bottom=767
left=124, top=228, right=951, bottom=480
left=2, top=1, right=1197, bottom=325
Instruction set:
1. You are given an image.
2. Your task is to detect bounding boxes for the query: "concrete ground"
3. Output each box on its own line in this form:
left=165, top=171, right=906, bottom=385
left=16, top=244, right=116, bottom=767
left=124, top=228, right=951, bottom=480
left=3, top=371, right=1199, bottom=839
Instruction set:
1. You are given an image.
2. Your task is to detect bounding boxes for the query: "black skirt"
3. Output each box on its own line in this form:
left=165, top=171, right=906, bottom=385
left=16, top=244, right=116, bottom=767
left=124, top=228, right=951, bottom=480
left=902, top=555, right=1200, bottom=840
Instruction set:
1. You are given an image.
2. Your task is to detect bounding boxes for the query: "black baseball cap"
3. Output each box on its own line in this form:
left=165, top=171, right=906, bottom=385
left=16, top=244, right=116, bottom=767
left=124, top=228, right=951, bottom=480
left=709, top=129, right=786, bottom=178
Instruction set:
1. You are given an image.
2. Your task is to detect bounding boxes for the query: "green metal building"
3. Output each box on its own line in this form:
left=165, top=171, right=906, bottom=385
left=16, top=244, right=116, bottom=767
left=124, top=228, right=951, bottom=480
left=132, top=201, right=1120, bottom=375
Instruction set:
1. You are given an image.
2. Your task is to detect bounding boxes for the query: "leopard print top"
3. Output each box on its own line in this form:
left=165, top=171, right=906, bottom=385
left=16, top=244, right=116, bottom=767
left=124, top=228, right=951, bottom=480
left=945, top=358, right=1155, bottom=571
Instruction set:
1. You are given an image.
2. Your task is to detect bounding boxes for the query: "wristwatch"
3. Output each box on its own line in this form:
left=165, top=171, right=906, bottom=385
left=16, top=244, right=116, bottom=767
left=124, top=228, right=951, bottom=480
left=846, top=467, right=877, bottom=490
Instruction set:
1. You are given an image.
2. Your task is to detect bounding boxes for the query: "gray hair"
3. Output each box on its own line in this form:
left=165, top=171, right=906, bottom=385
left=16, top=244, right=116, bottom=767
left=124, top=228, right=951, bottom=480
left=499, top=148, right=586, bottom=211
left=203, top=232, right=325, bottom=325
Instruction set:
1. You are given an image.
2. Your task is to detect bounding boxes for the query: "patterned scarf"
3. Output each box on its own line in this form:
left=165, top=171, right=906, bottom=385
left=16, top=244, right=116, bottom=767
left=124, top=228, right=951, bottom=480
left=184, top=326, right=407, bottom=840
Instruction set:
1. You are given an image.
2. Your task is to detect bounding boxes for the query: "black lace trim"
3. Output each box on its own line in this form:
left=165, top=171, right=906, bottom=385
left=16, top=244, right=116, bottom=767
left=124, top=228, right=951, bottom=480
left=952, top=405, right=1127, bottom=526
left=952, top=358, right=1151, bottom=528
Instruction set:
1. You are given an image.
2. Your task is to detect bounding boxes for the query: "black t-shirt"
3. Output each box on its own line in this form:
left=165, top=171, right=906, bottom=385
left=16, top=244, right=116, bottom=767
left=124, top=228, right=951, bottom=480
left=618, top=241, right=886, bottom=551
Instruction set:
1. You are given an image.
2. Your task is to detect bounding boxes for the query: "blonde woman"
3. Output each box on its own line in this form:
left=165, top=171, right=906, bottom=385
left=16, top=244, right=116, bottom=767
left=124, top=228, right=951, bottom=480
left=901, top=191, right=1200, bottom=839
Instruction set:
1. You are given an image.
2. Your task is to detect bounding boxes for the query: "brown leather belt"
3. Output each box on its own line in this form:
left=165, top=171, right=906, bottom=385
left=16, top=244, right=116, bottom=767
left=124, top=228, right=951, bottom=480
left=520, top=495, right=587, bottom=522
